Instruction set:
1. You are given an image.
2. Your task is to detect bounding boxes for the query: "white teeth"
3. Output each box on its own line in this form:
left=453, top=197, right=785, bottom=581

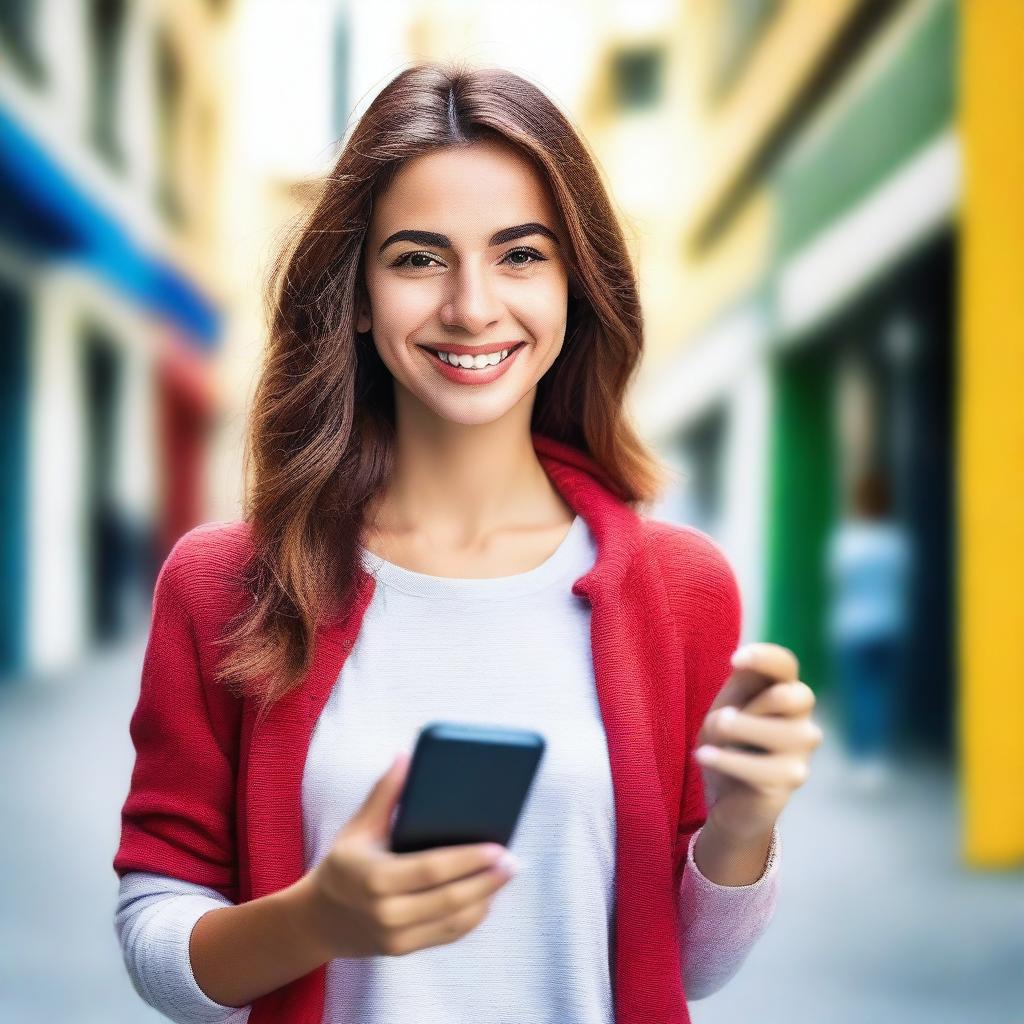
left=434, top=346, right=514, bottom=368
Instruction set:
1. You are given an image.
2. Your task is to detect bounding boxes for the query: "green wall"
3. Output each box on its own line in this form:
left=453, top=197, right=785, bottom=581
left=763, top=341, right=837, bottom=694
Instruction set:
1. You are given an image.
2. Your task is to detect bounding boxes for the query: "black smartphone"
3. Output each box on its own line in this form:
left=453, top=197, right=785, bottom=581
left=389, top=721, right=546, bottom=854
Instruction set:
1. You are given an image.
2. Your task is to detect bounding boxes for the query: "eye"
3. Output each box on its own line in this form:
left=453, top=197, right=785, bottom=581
left=390, top=251, right=444, bottom=269
left=390, top=247, right=548, bottom=270
left=502, top=247, right=547, bottom=267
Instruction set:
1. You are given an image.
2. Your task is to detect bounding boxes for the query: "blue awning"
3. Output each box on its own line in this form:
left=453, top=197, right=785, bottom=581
left=0, top=105, right=221, bottom=350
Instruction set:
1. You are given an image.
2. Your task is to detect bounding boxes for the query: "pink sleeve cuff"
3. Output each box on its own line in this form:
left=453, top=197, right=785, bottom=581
left=678, top=823, right=781, bottom=1000
left=685, top=821, right=781, bottom=891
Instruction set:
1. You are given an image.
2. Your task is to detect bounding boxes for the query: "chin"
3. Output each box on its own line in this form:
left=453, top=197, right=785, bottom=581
left=420, top=394, right=530, bottom=428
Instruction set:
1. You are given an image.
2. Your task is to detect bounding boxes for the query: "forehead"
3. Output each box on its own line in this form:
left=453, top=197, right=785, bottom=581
left=372, top=142, right=560, bottom=241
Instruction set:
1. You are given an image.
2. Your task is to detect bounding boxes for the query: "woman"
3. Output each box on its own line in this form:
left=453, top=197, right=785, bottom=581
left=113, top=61, right=823, bottom=1024
left=826, top=466, right=911, bottom=789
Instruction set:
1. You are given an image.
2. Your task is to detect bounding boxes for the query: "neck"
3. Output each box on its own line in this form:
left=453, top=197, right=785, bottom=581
left=366, top=416, right=571, bottom=548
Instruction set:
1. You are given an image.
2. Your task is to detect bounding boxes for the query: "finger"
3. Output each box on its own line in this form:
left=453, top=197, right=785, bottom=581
left=371, top=843, right=505, bottom=897
left=741, top=680, right=816, bottom=718
left=731, top=642, right=800, bottom=683
left=703, top=705, right=823, bottom=754
left=696, top=745, right=810, bottom=788
left=709, top=646, right=802, bottom=715
left=377, top=856, right=514, bottom=930
left=709, top=668, right=777, bottom=713
left=379, top=894, right=492, bottom=956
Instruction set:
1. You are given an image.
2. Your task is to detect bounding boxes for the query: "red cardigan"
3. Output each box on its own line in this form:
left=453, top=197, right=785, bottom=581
left=113, top=432, right=742, bottom=1024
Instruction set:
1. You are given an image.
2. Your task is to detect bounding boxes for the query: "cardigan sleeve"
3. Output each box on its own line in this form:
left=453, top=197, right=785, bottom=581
left=112, top=534, right=240, bottom=903
left=652, top=522, right=782, bottom=996
left=654, top=522, right=743, bottom=866
left=682, top=530, right=740, bottom=854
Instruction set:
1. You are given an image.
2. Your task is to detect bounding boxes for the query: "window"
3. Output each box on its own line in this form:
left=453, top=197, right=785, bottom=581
left=611, top=44, right=666, bottom=110
left=711, top=0, right=782, bottom=100
left=673, top=406, right=728, bottom=536
left=0, top=0, right=45, bottom=84
left=87, top=0, right=127, bottom=170
left=155, top=30, right=185, bottom=226
left=332, top=11, right=351, bottom=141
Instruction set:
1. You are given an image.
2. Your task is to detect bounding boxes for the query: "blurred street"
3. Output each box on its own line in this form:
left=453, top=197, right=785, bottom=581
left=1, top=632, right=1020, bottom=1023
left=2, top=0, right=1022, bottom=1017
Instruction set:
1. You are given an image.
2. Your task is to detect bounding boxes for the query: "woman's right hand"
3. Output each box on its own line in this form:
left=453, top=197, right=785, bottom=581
left=294, top=751, right=519, bottom=959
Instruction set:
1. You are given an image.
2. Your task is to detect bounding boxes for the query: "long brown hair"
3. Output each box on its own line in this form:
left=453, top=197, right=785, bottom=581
left=215, top=59, right=672, bottom=719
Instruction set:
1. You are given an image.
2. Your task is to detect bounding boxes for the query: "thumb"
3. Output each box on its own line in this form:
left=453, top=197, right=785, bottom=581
left=349, top=750, right=411, bottom=838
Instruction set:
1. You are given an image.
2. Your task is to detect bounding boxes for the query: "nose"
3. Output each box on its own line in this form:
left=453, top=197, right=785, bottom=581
left=439, top=261, right=504, bottom=335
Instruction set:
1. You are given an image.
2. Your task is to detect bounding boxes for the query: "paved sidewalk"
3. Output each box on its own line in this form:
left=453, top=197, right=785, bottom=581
left=0, top=639, right=1021, bottom=1022
left=0, top=632, right=165, bottom=1022
left=690, top=690, right=1024, bottom=1024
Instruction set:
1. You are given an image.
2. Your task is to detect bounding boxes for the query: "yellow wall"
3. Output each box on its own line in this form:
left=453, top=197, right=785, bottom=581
left=960, top=0, right=1024, bottom=865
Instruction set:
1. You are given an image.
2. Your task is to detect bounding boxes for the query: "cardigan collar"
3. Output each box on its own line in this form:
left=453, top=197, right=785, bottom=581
left=239, top=431, right=683, bottom=1023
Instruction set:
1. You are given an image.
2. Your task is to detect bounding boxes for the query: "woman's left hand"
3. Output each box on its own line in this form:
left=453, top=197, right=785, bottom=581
left=694, top=642, right=824, bottom=841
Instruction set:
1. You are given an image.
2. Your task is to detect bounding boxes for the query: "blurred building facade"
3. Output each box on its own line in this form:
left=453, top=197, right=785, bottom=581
left=621, top=0, right=958, bottom=773
left=586, top=1, right=959, bottom=765
left=2, top=0, right=1016, bottom=865
left=0, top=0, right=229, bottom=678
left=576, top=0, right=1018, bottom=865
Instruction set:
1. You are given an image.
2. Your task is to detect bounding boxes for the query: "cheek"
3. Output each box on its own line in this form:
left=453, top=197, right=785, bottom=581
left=518, top=284, right=570, bottom=336
left=371, top=284, right=432, bottom=337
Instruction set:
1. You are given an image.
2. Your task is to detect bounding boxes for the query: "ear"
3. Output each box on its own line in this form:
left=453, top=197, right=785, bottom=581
left=355, top=290, right=372, bottom=333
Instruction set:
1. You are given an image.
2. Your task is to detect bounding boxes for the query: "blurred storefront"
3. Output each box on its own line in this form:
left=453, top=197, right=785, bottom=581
left=0, top=1, right=227, bottom=679
left=764, top=0, right=957, bottom=760
left=624, top=0, right=1023, bottom=864
left=631, top=0, right=958, bottom=764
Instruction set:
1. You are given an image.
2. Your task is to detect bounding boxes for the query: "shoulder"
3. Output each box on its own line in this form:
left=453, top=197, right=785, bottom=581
left=163, top=519, right=253, bottom=575
left=640, top=518, right=741, bottom=607
left=641, top=520, right=742, bottom=718
left=159, top=520, right=255, bottom=625
left=640, top=517, right=742, bottom=655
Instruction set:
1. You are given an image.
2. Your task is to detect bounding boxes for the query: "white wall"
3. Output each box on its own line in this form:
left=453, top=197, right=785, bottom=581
left=27, top=267, right=158, bottom=677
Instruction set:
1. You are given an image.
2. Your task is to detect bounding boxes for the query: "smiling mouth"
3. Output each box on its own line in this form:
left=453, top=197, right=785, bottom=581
left=418, top=342, right=526, bottom=367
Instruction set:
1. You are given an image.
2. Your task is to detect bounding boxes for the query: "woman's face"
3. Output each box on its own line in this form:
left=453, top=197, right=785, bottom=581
left=359, top=140, right=571, bottom=427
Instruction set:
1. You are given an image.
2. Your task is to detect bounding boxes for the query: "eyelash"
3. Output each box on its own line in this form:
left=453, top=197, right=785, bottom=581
left=390, top=247, right=548, bottom=270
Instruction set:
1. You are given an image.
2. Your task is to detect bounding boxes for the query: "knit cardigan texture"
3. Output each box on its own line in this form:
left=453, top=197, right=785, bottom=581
left=113, top=431, right=744, bottom=1024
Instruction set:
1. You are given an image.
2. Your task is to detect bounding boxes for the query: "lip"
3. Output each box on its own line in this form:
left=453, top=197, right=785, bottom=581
left=419, top=341, right=527, bottom=386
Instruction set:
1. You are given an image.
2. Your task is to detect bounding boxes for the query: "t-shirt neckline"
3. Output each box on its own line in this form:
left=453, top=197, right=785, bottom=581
left=358, top=514, right=585, bottom=599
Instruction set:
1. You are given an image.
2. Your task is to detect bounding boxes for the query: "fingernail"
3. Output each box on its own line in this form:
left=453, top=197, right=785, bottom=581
left=695, top=745, right=719, bottom=762
left=719, top=706, right=737, bottom=723
left=497, top=852, right=520, bottom=875
left=731, top=649, right=754, bottom=669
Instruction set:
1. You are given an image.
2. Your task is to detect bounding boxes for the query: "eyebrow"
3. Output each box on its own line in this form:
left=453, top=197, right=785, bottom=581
left=378, top=221, right=559, bottom=255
